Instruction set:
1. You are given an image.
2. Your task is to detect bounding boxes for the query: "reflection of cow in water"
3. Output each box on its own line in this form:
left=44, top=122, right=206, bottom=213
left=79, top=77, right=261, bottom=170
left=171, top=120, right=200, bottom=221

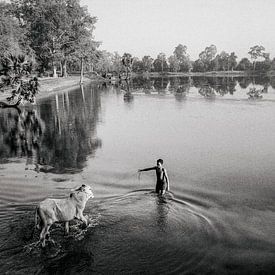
left=1, top=108, right=44, bottom=171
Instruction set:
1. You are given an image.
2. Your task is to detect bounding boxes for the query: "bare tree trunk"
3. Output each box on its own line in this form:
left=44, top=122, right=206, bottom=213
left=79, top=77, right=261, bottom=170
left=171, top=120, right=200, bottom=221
left=53, top=65, right=58, bottom=78
left=80, top=57, right=84, bottom=84
left=125, top=67, right=129, bottom=80
left=60, top=61, right=63, bottom=77
left=62, top=60, right=68, bottom=77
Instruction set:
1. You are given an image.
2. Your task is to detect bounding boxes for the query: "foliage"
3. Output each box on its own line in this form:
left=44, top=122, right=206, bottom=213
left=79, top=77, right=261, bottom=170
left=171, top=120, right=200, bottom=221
left=1, top=1, right=275, bottom=77
left=141, top=56, right=153, bottom=72
left=168, top=55, right=180, bottom=72
left=122, top=53, right=134, bottom=78
left=0, top=54, right=39, bottom=105
left=247, top=87, right=264, bottom=99
left=197, top=44, right=217, bottom=71
left=236, top=58, right=252, bottom=71
left=10, top=0, right=98, bottom=76
left=95, top=51, right=114, bottom=74
left=153, top=53, right=168, bottom=73
left=173, top=44, right=191, bottom=72
left=248, top=45, right=265, bottom=70
left=132, top=58, right=144, bottom=73
left=0, top=2, right=30, bottom=58
left=192, top=59, right=205, bottom=72
left=112, top=52, right=123, bottom=75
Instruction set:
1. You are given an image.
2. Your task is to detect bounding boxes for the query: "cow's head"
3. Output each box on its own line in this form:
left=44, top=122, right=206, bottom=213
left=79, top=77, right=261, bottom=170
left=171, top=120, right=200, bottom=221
left=71, top=184, right=94, bottom=201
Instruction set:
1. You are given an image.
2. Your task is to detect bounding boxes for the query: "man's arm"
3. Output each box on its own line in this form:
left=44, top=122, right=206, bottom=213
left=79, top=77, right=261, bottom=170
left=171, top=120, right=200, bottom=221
left=138, top=166, right=156, bottom=172
left=164, top=169, right=170, bottom=191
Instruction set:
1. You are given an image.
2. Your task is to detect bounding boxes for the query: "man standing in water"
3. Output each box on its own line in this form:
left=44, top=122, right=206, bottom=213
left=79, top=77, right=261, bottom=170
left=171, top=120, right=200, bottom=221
left=138, top=159, right=170, bottom=195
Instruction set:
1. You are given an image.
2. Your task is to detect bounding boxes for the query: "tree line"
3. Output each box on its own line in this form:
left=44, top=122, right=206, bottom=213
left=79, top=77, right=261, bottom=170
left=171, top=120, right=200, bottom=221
left=107, top=44, right=274, bottom=75
left=1, top=0, right=275, bottom=79
left=0, top=0, right=99, bottom=79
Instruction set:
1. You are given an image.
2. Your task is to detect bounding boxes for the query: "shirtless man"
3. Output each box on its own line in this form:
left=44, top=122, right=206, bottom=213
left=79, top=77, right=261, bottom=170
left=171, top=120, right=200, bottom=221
left=138, top=159, right=170, bottom=195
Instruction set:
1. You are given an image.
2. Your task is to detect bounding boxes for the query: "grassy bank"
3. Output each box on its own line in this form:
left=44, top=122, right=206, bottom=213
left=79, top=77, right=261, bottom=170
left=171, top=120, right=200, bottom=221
left=38, top=76, right=92, bottom=99
left=0, top=75, right=102, bottom=103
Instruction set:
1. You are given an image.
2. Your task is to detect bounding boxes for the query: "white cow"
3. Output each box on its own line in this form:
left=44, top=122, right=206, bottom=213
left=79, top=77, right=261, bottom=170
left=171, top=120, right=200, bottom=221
left=34, top=184, right=94, bottom=247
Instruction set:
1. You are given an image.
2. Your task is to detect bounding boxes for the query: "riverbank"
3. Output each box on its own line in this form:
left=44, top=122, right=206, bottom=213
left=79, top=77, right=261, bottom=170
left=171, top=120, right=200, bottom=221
left=38, top=76, right=93, bottom=99
left=0, top=75, right=101, bottom=103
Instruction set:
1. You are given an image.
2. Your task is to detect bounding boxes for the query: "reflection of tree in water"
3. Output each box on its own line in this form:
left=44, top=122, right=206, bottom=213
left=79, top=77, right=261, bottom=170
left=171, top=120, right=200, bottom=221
left=114, top=76, right=271, bottom=100
left=198, top=86, right=216, bottom=99
left=253, top=76, right=270, bottom=86
left=122, top=80, right=134, bottom=104
left=153, top=77, right=170, bottom=93
left=238, top=77, right=252, bottom=89
left=193, top=76, right=237, bottom=96
left=270, top=77, right=275, bottom=89
left=39, top=84, right=102, bottom=173
left=169, top=77, right=191, bottom=102
left=0, top=107, right=44, bottom=171
left=247, top=85, right=268, bottom=100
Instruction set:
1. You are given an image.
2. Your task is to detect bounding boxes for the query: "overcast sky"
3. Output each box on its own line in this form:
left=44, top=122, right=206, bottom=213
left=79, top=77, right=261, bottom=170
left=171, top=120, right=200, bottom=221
left=81, top=0, right=275, bottom=60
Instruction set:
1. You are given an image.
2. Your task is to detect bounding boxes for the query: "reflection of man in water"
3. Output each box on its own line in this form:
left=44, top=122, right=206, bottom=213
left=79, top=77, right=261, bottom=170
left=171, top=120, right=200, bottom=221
left=138, top=159, right=170, bottom=195
left=156, top=196, right=169, bottom=232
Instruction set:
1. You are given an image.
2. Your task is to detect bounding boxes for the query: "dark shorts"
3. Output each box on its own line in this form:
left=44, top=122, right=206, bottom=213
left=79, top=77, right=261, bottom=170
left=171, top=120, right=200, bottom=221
left=156, top=180, right=167, bottom=193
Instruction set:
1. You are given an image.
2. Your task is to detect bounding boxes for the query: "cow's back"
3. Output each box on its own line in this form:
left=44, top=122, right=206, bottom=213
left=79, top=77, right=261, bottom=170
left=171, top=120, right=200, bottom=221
left=38, top=198, right=76, bottom=223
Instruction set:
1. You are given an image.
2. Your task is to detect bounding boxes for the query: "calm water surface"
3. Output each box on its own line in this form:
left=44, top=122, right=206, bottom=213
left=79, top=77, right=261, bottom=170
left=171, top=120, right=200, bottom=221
left=0, top=76, right=275, bottom=274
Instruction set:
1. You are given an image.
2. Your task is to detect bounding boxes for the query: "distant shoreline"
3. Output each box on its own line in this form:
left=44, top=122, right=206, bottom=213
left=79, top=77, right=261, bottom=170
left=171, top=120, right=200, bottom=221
left=1, top=71, right=274, bottom=105
left=134, top=70, right=275, bottom=78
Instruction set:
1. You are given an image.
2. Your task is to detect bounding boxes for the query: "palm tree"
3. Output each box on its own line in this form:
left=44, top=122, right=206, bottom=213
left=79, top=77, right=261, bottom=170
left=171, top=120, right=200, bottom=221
left=0, top=54, right=39, bottom=109
left=122, top=53, right=133, bottom=80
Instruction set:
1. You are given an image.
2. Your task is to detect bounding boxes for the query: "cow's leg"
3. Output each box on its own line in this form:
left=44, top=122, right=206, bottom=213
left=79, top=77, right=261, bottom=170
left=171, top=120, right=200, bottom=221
left=44, top=223, right=56, bottom=245
left=79, top=213, right=88, bottom=226
left=40, top=226, right=47, bottom=247
left=45, top=224, right=51, bottom=240
left=64, top=221, right=69, bottom=235
left=38, top=208, right=48, bottom=247
left=37, top=219, right=43, bottom=230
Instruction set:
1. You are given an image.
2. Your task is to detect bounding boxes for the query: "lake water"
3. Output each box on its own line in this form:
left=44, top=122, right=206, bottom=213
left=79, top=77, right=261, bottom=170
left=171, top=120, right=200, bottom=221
left=0, top=76, right=275, bottom=274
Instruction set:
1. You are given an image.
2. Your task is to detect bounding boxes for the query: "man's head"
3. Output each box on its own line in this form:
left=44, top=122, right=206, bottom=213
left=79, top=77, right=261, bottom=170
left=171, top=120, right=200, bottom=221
left=157, top=159, right=163, bottom=166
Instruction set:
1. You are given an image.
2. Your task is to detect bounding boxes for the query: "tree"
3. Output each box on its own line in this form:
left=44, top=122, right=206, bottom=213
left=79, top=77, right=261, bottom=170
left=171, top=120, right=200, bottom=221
left=168, top=55, right=180, bottom=72
left=0, top=2, right=30, bottom=58
left=219, top=51, right=230, bottom=71
left=211, top=54, right=221, bottom=71
left=141, top=55, right=153, bottom=73
left=236, top=58, right=252, bottom=71
left=248, top=45, right=265, bottom=71
left=60, top=0, right=98, bottom=78
left=153, top=53, right=168, bottom=73
left=255, top=52, right=271, bottom=72
left=122, top=53, right=134, bottom=79
left=112, top=52, right=123, bottom=75
left=192, top=59, right=205, bottom=72
left=173, top=44, right=187, bottom=61
left=173, top=44, right=191, bottom=72
left=95, top=50, right=113, bottom=75
left=198, top=44, right=217, bottom=71
left=0, top=54, right=39, bottom=108
left=10, top=0, right=98, bottom=77
left=271, top=58, right=275, bottom=70
left=228, top=52, right=237, bottom=71
left=132, top=58, right=143, bottom=73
